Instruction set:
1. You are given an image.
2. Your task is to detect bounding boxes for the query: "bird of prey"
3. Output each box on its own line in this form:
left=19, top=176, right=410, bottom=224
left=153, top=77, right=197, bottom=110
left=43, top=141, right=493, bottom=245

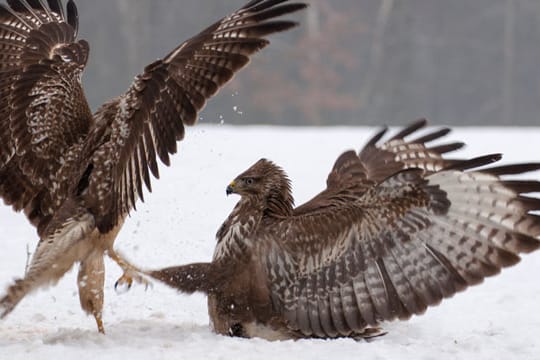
left=0, top=0, right=306, bottom=333
left=148, top=120, right=540, bottom=340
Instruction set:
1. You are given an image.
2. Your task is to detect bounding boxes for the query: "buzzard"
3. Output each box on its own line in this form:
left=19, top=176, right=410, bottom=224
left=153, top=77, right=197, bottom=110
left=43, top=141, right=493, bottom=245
left=148, top=120, right=540, bottom=340
left=0, top=0, right=306, bottom=333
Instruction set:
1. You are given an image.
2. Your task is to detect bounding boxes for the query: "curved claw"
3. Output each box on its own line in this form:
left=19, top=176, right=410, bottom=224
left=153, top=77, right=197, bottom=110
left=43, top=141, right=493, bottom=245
left=114, top=271, right=152, bottom=294
left=114, top=277, right=133, bottom=294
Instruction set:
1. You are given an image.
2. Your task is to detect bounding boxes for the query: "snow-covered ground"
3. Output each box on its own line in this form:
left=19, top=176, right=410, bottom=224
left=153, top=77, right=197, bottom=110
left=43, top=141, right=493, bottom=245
left=1, top=125, right=539, bottom=359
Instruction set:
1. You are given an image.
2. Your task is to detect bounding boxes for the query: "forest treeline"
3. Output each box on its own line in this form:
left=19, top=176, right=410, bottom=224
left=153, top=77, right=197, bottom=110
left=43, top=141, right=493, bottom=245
left=77, top=0, right=540, bottom=126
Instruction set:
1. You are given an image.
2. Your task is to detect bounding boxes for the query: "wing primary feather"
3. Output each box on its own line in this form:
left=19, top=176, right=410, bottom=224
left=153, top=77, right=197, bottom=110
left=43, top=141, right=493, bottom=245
left=412, top=128, right=451, bottom=144
left=244, top=0, right=291, bottom=12
left=389, top=118, right=427, bottom=140
left=306, top=275, right=325, bottom=337
left=46, top=0, right=63, bottom=20
left=3, top=2, right=33, bottom=28
left=0, top=10, right=28, bottom=36
left=138, top=142, right=152, bottom=193
left=25, top=0, right=48, bottom=12
left=6, top=0, right=26, bottom=12
left=143, top=125, right=160, bottom=179
left=133, top=151, right=144, bottom=203
left=328, top=287, right=349, bottom=335
left=120, top=166, right=129, bottom=215
left=510, top=231, right=540, bottom=253
left=423, top=243, right=468, bottom=293
left=66, top=0, right=77, bottom=35
left=24, top=0, right=41, bottom=8
left=18, top=0, right=44, bottom=25
left=390, top=242, right=442, bottom=308
left=246, top=3, right=307, bottom=23
left=515, top=195, right=540, bottom=212
left=294, top=278, right=311, bottom=336
left=316, top=272, right=338, bottom=337
left=353, top=275, right=377, bottom=325
left=36, top=0, right=54, bottom=21
left=225, top=20, right=300, bottom=38
left=128, top=158, right=137, bottom=211
left=443, top=154, right=502, bottom=171
left=380, top=254, right=420, bottom=319
left=428, top=142, right=466, bottom=155
left=241, top=0, right=265, bottom=10
left=339, top=282, right=365, bottom=333
left=150, top=117, right=171, bottom=167
left=363, top=127, right=388, bottom=149
left=486, top=163, right=540, bottom=176
left=375, top=258, right=406, bottom=320
left=24, top=0, right=46, bottom=11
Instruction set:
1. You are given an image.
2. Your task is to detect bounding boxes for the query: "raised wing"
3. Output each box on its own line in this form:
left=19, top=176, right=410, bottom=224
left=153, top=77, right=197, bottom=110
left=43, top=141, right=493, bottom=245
left=358, top=118, right=465, bottom=181
left=265, top=155, right=540, bottom=338
left=85, top=0, right=307, bottom=232
left=0, top=0, right=93, bottom=228
left=294, top=119, right=466, bottom=215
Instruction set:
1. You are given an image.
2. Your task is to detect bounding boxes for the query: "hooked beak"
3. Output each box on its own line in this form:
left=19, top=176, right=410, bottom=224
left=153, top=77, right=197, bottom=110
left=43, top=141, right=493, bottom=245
left=226, top=181, right=236, bottom=196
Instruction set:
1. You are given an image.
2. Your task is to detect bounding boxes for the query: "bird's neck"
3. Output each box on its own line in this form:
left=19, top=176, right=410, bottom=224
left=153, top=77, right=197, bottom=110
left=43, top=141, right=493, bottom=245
left=263, top=188, right=294, bottom=218
left=213, top=190, right=293, bottom=262
left=213, top=197, right=264, bottom=262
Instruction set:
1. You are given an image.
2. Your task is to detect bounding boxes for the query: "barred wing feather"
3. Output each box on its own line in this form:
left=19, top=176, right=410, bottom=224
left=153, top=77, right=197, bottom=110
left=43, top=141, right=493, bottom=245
left=267, top=152, right=540, bottom=338
left=86, top=0, right=307, bottom=232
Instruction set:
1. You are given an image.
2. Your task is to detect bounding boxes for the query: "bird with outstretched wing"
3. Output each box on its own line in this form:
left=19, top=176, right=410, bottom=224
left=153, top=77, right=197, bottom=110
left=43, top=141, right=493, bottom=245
left=0, top=0, right=306, bottom=333
left=148, top=120, right=540, bottom=340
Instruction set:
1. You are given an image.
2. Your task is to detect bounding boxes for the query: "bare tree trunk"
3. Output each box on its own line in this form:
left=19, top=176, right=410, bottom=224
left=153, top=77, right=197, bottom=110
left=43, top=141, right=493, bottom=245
left=503, top=0, right=515, bottom=124
left=116, top=0, right=152, bottom=73
left=359, top=0, right=394, bottom=113
left=306, top=0, right=322, bottom=125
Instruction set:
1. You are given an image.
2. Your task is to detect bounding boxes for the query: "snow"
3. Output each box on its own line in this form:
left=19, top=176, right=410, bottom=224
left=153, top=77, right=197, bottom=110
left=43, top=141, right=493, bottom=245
left=1, top=125, right=540, bottom=359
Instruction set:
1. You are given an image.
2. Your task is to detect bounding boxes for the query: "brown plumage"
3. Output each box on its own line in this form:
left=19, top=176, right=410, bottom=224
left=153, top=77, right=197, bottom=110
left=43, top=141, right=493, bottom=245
left=0, top=0, right=306, bottom=333
left=148, top=119, right=540, bottom=340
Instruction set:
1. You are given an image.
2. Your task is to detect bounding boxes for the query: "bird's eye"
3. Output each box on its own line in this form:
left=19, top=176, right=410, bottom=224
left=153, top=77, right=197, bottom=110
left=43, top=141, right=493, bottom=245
left=245, top=178, right=254, bottom=185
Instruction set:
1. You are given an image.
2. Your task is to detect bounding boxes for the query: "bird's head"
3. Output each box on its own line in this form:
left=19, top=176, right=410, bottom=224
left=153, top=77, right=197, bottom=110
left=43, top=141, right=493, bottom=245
left=226, top=159, right=294, bottom=215
left=226, top=159, right=287, bottom=197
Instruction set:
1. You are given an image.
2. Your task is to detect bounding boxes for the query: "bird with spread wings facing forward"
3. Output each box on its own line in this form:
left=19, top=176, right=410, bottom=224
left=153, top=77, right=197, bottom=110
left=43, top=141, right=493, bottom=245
left=0, top=0, right=306, bottom=333
left=148, top=120, right=540, bottom=340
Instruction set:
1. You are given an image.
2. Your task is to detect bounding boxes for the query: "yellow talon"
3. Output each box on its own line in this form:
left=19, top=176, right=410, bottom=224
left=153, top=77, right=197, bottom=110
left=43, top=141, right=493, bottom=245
left=95, top=313, right=105, bottom=334
left=108, top=249, right=152, bottom=293
left=115, top=271, right=151, bottom=293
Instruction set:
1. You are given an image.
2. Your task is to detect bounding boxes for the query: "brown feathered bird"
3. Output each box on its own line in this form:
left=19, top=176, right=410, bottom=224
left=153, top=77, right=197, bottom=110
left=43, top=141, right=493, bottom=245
left=148, top=120, right=540, bottom=340
left=0, top=0, right=306, bottom=333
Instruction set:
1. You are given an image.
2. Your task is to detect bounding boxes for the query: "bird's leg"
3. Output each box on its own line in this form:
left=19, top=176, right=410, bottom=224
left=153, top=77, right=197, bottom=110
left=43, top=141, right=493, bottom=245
left=78, top=249, right=106, bottom=334
left=1, top=212, right=94, bottom=322
left=107, top=249, right=151, bottom=293
left=95, top=314, right=105, bottom=334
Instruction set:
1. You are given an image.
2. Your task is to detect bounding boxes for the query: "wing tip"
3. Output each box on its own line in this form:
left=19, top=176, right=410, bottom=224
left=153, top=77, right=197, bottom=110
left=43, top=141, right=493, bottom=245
left=66, top=0, right=78, bottom=35
left=487, top=163, right=540, bottom=176
left=390, top=118, right=428, bottom=141
left=444, top=153, right=503, bottom=171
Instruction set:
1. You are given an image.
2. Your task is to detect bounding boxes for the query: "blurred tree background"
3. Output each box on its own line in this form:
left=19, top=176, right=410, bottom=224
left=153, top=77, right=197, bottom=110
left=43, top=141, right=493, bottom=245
left=76, top=0, right=540, bottom=126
